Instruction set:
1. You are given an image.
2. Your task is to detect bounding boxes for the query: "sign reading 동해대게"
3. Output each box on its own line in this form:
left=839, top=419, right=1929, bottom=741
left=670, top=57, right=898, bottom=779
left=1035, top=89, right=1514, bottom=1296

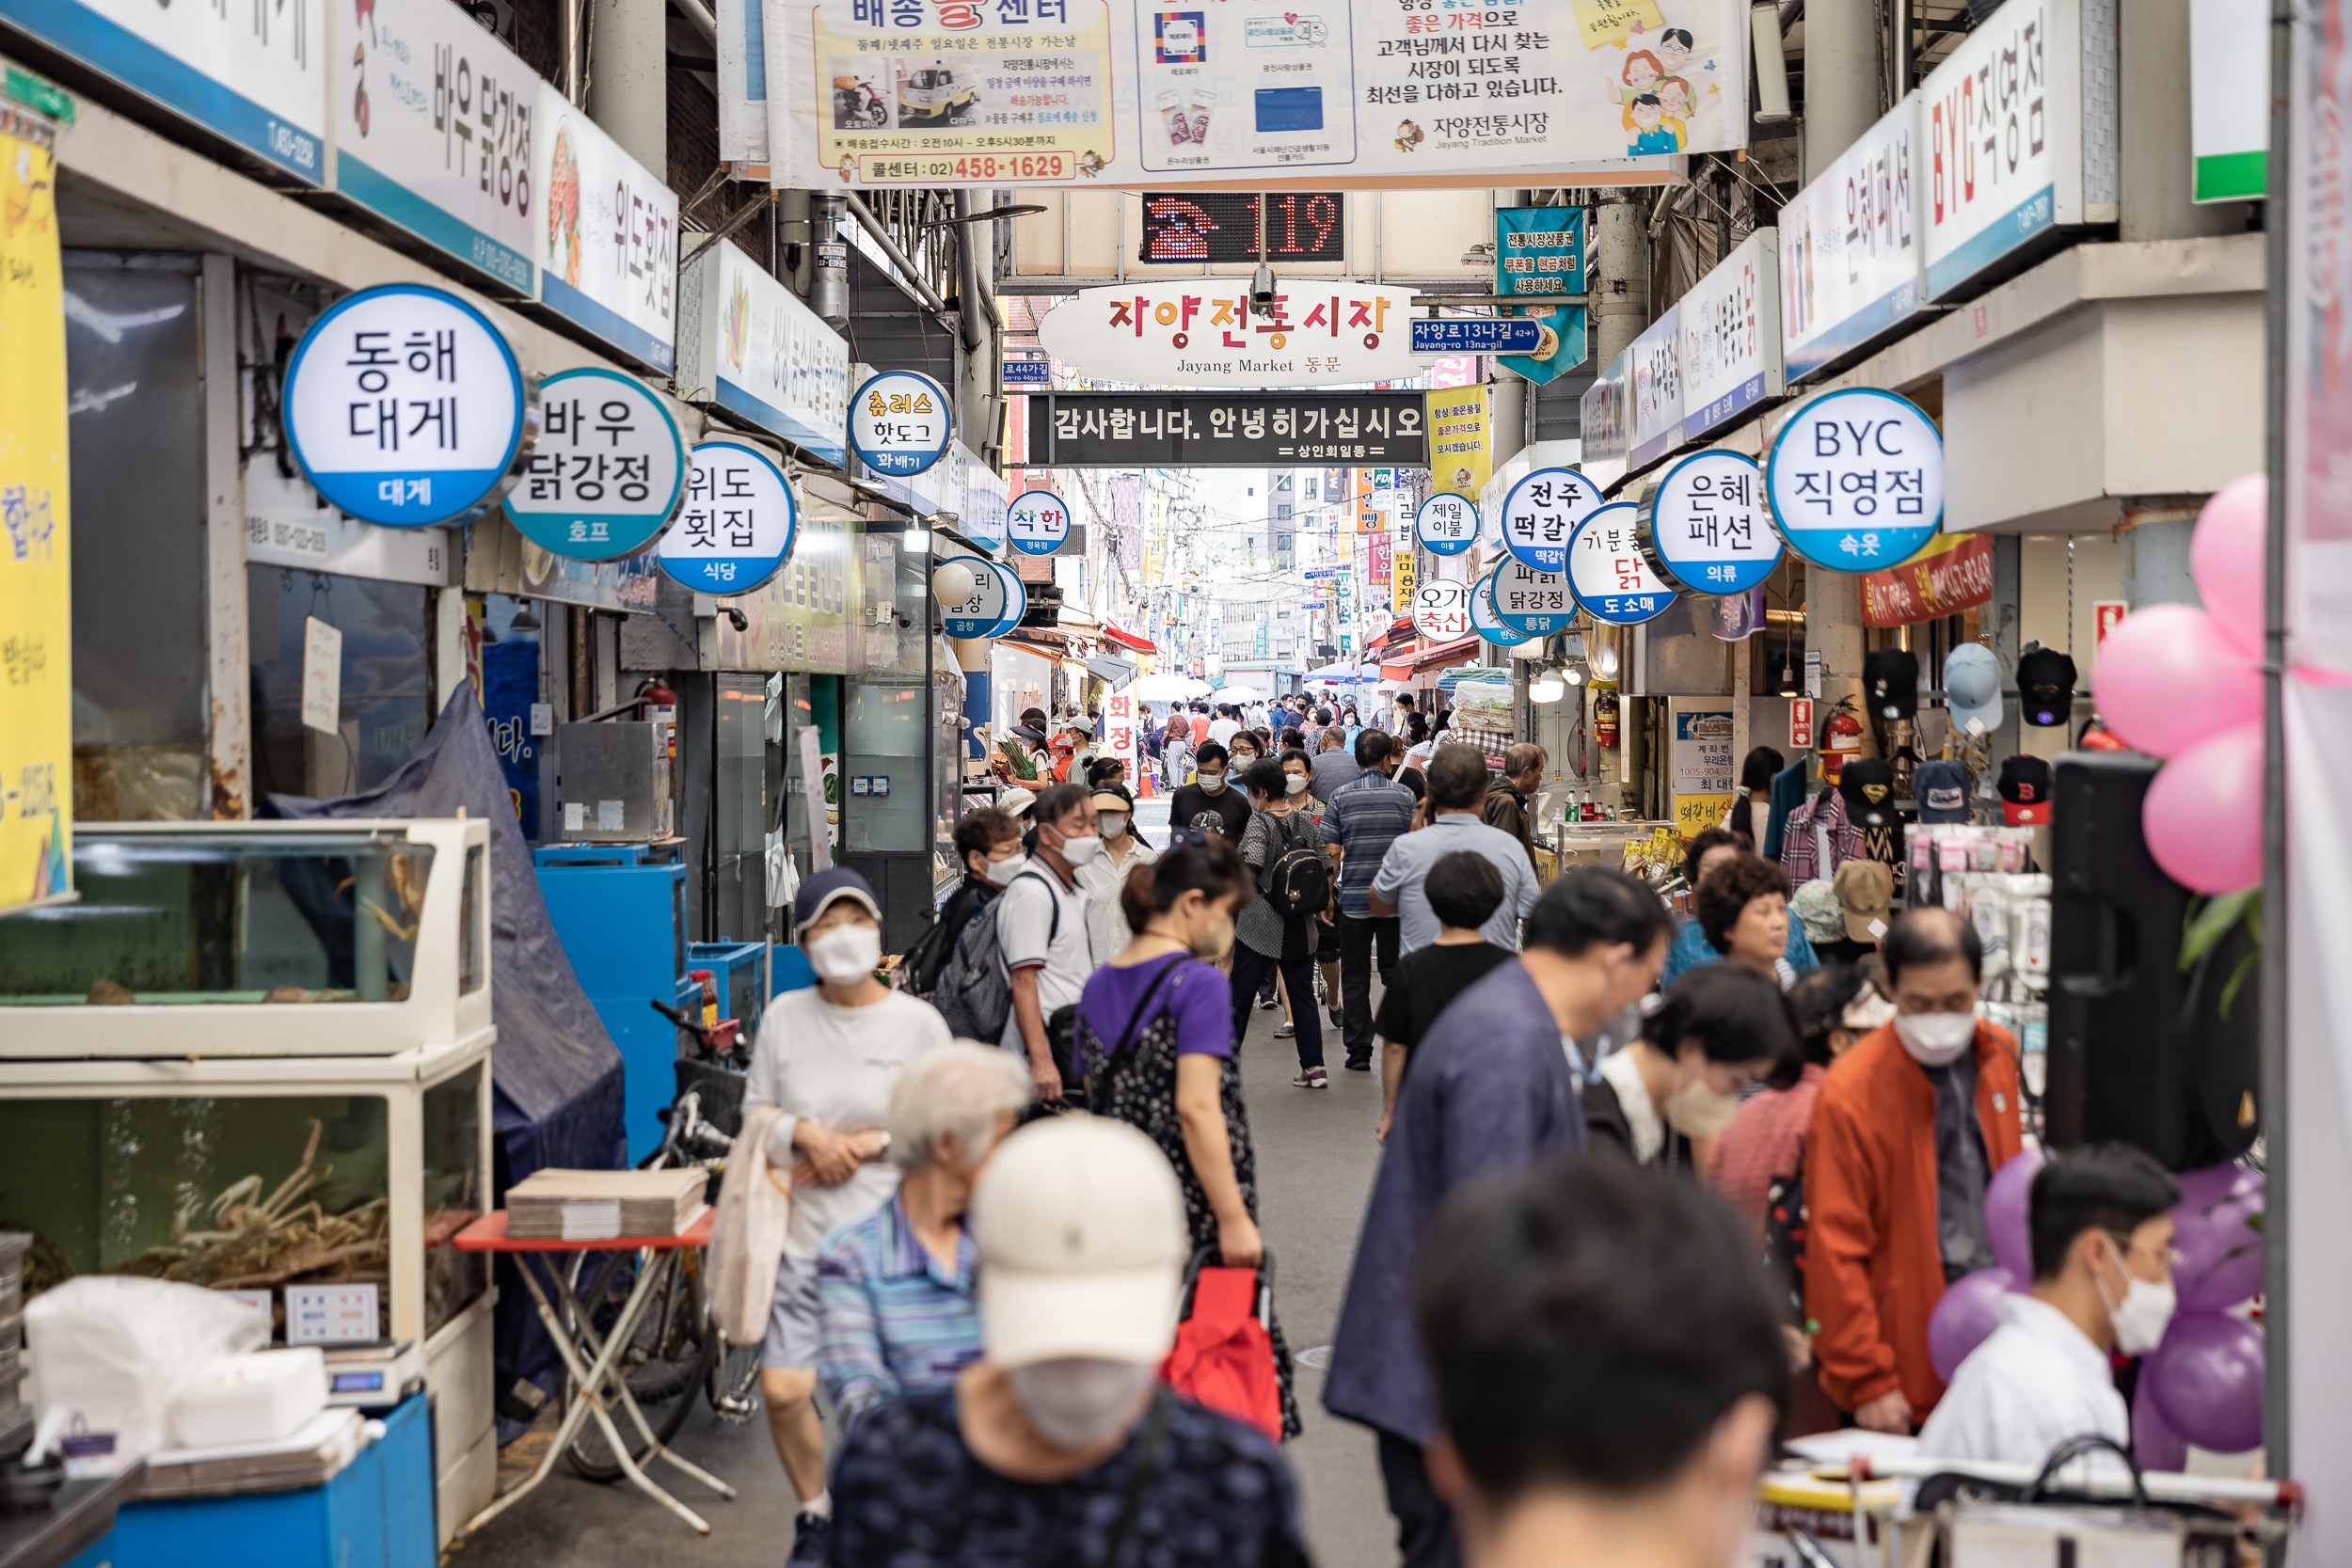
left=1006, top=489, right=1073, bottom=557
left=1414, top=493, right=1477, bottom=557
left=281, top=283, right=536, bottom=528
left=1636, top=450, right=1780, bottom=595
left=1026, top=393, right=1427, bottom=467
left=1492, top=559, right=1577, bottom=638
left=1567, top=501, right=1674, bottom=626
left=1764, top=388, right=1944, bottom=572
left=1411, top=578, right=1471, bottom=641
left=535, top=84, right=680, bottom=373
left=502, top=369, right=684, bottom=561
left=850, top=371, right=953, bottom=476
left=1499, top=467, right=1606, bottom=574
left=660, top=439, right=798, bottom=594
left=1037, top=282, right=1418, bottom=389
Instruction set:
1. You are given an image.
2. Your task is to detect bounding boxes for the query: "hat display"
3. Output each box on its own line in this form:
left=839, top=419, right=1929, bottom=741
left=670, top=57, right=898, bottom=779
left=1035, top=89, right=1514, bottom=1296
left=972, top=1117, right=1187, bottom=1370
left=1998, top=754, right=2055, bottom=825
left=1788, top=877, right=1848, bottom=947
left=1833, top=859, right=1895, bottom=944
left=2015, top=647, right=2078, bottom=727
left=1837, top=757, right=1899, bottom=829
left=1942, top=643, right=2004, bottom=736
left=1913, top=758, right=1973, bottom=824
left=792, top=865, right=882, bottom=933
left=1864, top=647, right=1920, bottom=721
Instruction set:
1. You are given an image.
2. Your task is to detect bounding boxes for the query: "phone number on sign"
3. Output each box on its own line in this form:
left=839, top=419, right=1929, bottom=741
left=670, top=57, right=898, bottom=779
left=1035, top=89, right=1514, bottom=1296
left=862, top=152, right=1074, bottom=182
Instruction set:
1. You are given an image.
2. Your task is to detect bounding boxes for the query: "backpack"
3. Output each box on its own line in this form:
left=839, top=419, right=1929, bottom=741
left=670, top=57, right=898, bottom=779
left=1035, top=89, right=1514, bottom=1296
left=932, top=871, right=1059, bottom=1041
left=1259, top=812, right=1331, bottom=920
left=894, top=886, right=990, bottom=1002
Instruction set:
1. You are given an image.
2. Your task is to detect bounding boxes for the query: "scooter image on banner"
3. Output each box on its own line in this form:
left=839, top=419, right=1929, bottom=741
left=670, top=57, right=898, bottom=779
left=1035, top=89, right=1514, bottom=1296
left=832, top=73, right=888, bottom=128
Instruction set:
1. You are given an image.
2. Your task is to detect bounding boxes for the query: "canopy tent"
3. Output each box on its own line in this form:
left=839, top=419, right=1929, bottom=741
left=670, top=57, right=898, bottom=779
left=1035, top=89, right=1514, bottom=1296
left=1213, top=684, right=1268, bottom=703
left=1136, top=672, right=1210, bottom=702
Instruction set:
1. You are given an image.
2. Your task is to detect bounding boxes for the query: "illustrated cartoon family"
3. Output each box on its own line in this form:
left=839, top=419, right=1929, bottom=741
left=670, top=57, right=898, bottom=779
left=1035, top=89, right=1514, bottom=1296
left=1618, top=25, right=1696, bottom=155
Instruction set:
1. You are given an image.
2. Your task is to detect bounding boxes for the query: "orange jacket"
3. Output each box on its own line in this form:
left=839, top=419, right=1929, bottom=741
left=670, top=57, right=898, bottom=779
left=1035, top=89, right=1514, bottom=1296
left=1803, top=1020, right=2023, bottom=1418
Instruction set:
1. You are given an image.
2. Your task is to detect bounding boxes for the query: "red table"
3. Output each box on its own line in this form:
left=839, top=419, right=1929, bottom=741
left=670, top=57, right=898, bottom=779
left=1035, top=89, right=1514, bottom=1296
left=452, top=1210, right=736, bottom=1536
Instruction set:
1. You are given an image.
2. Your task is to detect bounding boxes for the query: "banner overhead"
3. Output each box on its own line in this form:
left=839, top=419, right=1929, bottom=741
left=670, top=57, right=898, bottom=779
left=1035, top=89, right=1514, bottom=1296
left=1025, top=392, right=1427, bottom=467
left=535, top=85, right=681, bottom=372
left=1778, top=93, right=1930, bottom=381
left=1037, top=281, right=1419, bottom=388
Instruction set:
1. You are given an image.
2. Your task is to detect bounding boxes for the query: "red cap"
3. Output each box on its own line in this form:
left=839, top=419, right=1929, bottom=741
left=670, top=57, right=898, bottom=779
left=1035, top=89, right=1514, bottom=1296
left=2002, top=799, right=2050, bottom=826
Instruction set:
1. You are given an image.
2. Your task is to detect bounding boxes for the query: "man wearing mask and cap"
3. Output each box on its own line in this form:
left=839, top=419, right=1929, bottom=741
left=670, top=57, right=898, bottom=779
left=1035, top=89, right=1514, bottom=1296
left=1804, top=908, right=2023, bottom=1433
left=827, top=1117, right=1311, bottom=1568
left=743, top=867, right=955, bottom=1565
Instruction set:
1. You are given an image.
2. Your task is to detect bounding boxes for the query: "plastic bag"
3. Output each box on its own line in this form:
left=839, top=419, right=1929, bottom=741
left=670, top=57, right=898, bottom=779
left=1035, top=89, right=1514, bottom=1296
left=26, top=1276, right=271, bottom=1458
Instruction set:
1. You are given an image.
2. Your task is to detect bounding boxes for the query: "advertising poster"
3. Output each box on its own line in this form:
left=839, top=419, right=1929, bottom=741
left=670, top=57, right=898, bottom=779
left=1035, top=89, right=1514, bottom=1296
left=1495, top=205, right=1587, bottom=384
left=1425, top=385, right=1489, bottom=499
left=1671, top=705, right=1734, bottom=837
left=535, top=84, right=681, bottom=372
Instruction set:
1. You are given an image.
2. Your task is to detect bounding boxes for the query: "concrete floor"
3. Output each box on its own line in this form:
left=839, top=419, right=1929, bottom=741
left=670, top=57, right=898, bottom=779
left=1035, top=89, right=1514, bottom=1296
left=453, top=794, right=1402, bottom=1567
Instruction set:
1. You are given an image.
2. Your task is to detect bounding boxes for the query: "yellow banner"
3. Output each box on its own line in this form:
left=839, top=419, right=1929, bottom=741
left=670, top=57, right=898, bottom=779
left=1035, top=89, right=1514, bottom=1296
left=1391, top=543, right=1416, bottom=614
left=1425, top=385, right=1490, bottom=499
left=0, top=118, right=72, bottom=911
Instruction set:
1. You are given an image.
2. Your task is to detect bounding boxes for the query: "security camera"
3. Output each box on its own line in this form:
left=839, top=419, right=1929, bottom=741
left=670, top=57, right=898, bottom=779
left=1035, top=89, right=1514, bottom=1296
left=1250, top=263, right=1277, bottom=313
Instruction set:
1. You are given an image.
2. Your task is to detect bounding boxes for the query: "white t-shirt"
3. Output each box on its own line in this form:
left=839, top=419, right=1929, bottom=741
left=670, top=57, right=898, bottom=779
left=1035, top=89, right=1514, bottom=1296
left=996, top=862, right=1091, bottom=1053
left=741, top=987, right=952, bottom=1259
left=1206, top=718, right=1242, bottom=750
left=1916, top=1292, right=2131, bottom=1481
left=1076, top=837, right=1158, bottom=966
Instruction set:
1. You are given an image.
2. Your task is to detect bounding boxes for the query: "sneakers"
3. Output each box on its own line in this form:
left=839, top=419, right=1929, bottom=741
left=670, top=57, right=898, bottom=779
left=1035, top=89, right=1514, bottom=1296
left=787, top=1513, right=832, bottom=1567
left=1292, top=1067, right=1329, bottom=1088
left=1274, top=1022, right=1295, bottom=1038
left=1256, top=991, right=1279, bottom=1010
left=1327, top=1006, right=1344, bottom=1028
left=1342, top=1055, right=1372, bottom=1072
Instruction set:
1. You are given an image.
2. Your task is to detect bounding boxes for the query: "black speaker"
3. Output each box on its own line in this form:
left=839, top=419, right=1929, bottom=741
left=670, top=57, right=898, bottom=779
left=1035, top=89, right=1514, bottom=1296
left=2045, top=752, right=2259, bottom=1168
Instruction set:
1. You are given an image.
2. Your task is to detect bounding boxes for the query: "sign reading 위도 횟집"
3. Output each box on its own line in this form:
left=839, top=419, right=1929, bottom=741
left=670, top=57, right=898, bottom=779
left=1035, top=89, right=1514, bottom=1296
left=1492, top=560, right=1577, bottom=638
left=1765, top=388, right=1944, bottom=570
left=1567, top=502, right=1675, bottom=626
left=660, top=440, right=798, bottom=594
left=502, top=369, right=685, bottom=561
left=1777, top=93, right=1930, bottom=380
left=1038, top=282, right=1419, bottom=388
left=1678, top=228, right=1784, bottom=442
left=1006, top=490, right=1073, bottom=557
left=534, top=84, right=680, bottom=373
left=1637, top=450, right=1780, bottom=595
left=850, top=371, right=953, bottom=477
left=1414, top=493, right=1477, bottom=557
left=1499, top=467, right=1605, bottom=574
left=677, top=240, right=850, bottom=465
left=281, top=284, right=535, bottom=528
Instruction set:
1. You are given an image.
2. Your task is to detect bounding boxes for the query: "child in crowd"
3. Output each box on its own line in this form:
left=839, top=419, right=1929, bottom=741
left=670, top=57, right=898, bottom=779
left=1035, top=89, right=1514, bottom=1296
left=1371, top=850, right=1517, bottom=1143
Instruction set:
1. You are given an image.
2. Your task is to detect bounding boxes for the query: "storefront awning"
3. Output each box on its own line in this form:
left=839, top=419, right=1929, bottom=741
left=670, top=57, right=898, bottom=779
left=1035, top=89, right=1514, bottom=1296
left=1103, top=624, right=1156, bottom=655
left=1361, top=617, right=1418, bottom=656
left=1381, top=635, right=1483, bottom=680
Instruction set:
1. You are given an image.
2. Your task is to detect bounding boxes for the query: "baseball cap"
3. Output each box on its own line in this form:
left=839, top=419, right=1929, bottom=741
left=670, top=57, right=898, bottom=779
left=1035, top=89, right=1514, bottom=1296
left=1833, top=859, right=1895, bottom=944
left=2015, top=648, right=2078, bottom=727
left=1864, top=647, right=1920, bottom=721
left=1943, top=643, right=2003, bottom=736
left=792, top=866, right=881, bottom=933
left=1998, top=754, right=2055, bottom=825
left=1089, top=784, right=1135, bottom=815
left=1838, top=757, right=1899, bottom=830
left=971, top=1117, right=1188, bottom=1369
left=1914, top=758, right=1972, bottom=823
left=998, top=788, right=1038, bottom=818
left=1788, top=877, right=1848, bottom=947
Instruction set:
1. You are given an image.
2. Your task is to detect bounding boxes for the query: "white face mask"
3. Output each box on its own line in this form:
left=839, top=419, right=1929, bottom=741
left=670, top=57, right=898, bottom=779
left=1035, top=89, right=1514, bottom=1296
left=1098, top=812, right=1129, bottom=840
left=1006, top=1357, right=1156, bottom=1449
left=805, top=922, right=882, bottom=985
left=1055, top=828, right=1103, bottom=867
left=2100, top=1238, right=2179, bottom=1354
left=1894, top=1009, right=1977, bottom=1068
left=983, top=853, right=1027, bottom=887
left=1285, top=774, right=1310, bottom=795
left=1661, top=1075, right=1744, bottom=1138
left=1198, top=772, right=1227, bottom=794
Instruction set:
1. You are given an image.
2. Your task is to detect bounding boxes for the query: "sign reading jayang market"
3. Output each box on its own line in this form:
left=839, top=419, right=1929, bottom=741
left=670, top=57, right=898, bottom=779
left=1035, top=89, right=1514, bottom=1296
left=678, top=240, right=851, bottom=465
left=1679, top=229, right=1783, bottom=441
left=502, top=369, right=685, bottom=561
left=1038, top=283, right=1419, bottom=388
left=1765, top=388, right=1944, bottom=570
left=1778, top=94, right=1929, bottom=380
left=535, top=84, right=680, bottom=372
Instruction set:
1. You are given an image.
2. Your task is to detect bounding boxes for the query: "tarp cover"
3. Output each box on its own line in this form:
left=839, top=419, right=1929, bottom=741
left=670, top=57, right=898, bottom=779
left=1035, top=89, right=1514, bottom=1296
left=269, top=680, right=625, bottom=1431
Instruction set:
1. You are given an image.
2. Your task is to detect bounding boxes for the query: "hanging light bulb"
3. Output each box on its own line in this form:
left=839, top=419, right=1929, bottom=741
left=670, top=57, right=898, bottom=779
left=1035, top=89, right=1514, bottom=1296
left=1530, top=675, right=1566, bottom=704
left=1564, top=666, right=1584, bottom=685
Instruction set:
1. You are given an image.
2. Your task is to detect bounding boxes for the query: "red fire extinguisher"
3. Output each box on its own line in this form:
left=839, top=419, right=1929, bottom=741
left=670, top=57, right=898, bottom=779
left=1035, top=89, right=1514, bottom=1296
left=1820, top=702, right=1864, bottom=785
left=1594, top=690, right=1620, bottom=750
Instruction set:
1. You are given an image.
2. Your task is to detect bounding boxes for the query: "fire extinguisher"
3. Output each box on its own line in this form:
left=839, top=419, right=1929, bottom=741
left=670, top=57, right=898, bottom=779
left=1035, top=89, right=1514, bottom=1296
left=1820, top=701, right=1864, bottom=786
left=1594, top=689, right=1620, bottom=750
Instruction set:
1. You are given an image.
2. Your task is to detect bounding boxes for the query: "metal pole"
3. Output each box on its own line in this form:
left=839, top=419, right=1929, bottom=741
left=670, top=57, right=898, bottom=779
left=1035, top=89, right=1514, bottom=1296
left=2259, top=0, right=2291, bottom=1504
left=843, top=192, right=950, bottom=314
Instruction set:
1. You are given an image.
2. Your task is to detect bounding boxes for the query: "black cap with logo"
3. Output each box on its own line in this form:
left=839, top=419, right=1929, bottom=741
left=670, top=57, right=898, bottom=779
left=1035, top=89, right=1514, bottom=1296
left=1837, top=756, right=1899, bottom=829
left=2015, top=647, right=2078, bottom=727
left=1863, top=647, right=1921, bottom=721
left=1998, top=754, right=2055, bottom=825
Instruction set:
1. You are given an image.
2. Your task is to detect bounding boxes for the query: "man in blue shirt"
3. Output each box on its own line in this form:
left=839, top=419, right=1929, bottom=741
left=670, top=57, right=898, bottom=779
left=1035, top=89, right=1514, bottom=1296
left=1321, top=731, right=1416, bottom=1071
left=1369, top=745, right=1539, bottom=955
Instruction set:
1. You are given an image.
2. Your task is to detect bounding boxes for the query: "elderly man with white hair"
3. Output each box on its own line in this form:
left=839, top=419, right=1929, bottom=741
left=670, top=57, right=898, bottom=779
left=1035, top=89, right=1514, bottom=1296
left=815, top=1042, right=1034, bottom=1438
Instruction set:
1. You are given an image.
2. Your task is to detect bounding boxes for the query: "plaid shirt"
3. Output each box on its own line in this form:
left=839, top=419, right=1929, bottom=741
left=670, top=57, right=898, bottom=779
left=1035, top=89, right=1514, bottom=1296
left=1778, top=788, right=1867, bottom=885
left=1320, top=770, right=1417, bottom=918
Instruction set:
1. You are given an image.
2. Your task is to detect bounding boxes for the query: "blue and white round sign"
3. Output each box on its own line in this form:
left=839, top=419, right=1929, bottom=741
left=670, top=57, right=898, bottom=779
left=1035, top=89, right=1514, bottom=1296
left=1499, top=467, right=1605, bottom=574
left=1470, top=568, right=1518, bottom=645
left=1638, top=450, right=1782, bottom=595
left=943, top=558, right=1027, bottom=639
left=849, top=370, right=954, bottom=477
left=1567, top=502, right=1676, bottom=626
left=1764, top=388, right=1944, bottom=571
left=1006, top=489, right=1073, bottom=557
left=1491, top=560, right=1578, bottom=638
left=660, top=440, right=797, bottom=594
left=1414, top=493, right=1478, bottom=558
left=281, top=283, right=535, bottom=528
left=501, top=368, right=684, bottom=561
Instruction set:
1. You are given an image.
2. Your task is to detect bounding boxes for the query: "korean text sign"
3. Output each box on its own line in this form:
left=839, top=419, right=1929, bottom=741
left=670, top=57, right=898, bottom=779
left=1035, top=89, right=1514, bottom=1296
left=1578, top=351, right=1629, bottom=492
left=1678, top=228, right=1783, bottom=441
left=686, top=241, right=851, bottom=464
left=1499, top=467, right=1604, bottom=574
left=850, top=371, right=954, bottom=475
left=1026, top=393, right=1427, bottom=467
left=1638, top=451, right=1780, bottom=595
left=1764, top=388, right=1944, bottom=570
left=1627, top=304, right=1683, bottom=468
left=1470, top=568, right=1518, bottom=644
left=1007, top=489, right=1073, bottom=555
left=1671, top=707, right=1734, bottom=834
left=1567, top=501, right=1674, bottom=626
left=661, top=439, right=799, bottom=594
left=1493, top=561, right=1576, bottom=637
left=503, top=368, right=685, bottom=561
left=535, top=85, right=681, bottom=372
left=1495, top=205, right=1588, bottom=386
left=1038, top=282, right=1417, bottom=388
left=1778, top=94, right=1929, bottom=379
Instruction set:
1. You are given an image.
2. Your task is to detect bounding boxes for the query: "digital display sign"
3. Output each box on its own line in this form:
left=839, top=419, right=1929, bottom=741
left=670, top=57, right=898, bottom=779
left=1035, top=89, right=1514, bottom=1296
left=1139, top=193, right=1345, bottom=263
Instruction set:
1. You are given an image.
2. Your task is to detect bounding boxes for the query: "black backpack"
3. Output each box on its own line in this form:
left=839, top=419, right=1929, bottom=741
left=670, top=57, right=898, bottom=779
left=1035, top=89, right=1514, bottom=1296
left=932, top=871, right=1059, bottom=1041
left=894, top=886, right=991, bottom=1001
left=1259, top=813, right=1331, bottom=919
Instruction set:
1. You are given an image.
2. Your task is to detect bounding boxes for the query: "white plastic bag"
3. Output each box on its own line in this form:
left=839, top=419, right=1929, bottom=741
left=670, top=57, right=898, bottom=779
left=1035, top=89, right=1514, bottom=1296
left=26, top=1276, right=271, bottom=1458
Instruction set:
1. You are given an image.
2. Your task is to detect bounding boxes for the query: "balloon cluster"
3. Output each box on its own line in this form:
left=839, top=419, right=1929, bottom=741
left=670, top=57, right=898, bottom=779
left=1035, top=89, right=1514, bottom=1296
left=2089, top=475, right=2267, bottom=893
left=1925, top=1150, right=2265, bottom=1459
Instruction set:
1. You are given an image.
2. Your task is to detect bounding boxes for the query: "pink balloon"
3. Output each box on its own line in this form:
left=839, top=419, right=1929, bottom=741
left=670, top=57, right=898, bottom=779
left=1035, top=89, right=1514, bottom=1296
left=2146, top=1312, right=2264, bottom=1453
left=2134, top=1382, right=2189, bottom=1472
left=2192, top=475, right=2267, bottom=657
left=1928, top=1267, right=2015, bottom=1385
left=2172, top=1164, right=2265, bottom=1313
left=2142, top=724, right=2265, bottom=894
left=2090, top=605, right=2264, bottom=758
left=1983, top=1148, right=2047, bottom=1283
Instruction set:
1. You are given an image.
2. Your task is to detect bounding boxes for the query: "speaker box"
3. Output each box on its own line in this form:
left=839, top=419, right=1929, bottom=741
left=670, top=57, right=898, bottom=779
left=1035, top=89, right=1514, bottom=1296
left=2045, top=752, right=2259, bottom=1168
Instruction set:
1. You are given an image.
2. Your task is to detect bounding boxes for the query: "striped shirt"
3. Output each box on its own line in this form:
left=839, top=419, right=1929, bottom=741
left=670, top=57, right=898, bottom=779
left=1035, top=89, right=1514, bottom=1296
left=816, top=1193, right=982, bottom=1435
left=1319, top=770, right=1418, bottom=919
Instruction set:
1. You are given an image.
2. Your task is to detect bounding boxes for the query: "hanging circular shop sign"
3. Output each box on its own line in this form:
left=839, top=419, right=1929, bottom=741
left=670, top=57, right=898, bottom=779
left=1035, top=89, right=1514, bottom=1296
left=1492, top=559, right=1578, bottom=638
left=1764, top=388, right=1944, bottom=571
left=1413, top=493, right=1478, bottom=558
left=1498, top=467, right=1606, bottom=574
left=659, top=439, right=797, bottom=594
left=501, top=368, right=685, bottom=561
left=1412, top=578, right=1472, bottom=641
left=1635, top=450, right=1782, bottom=595
left=1006, top=489, right=1073, bottom=557
left=1567, top=502, right=1676, bottom=626
left=942, top=554, right=1027, bottom=639
left=1470, top=568, right=1518, bottom=645
left=848, top=370, right=954, bottom=477
left=281, top=283, right=535, bottom=528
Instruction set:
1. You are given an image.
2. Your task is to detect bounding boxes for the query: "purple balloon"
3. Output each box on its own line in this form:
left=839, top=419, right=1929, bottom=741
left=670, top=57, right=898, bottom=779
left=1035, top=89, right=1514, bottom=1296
left=2134, top=1383, right=2188, bottom=1473
left=1928, top=1267, right=2015, bottom=1385
left=2146, top=1312, right=2265, bottom=1453
left=2171, top=1164, right=2265, bottom=1313
left=1983, top=1148, right=2047, bottom=1284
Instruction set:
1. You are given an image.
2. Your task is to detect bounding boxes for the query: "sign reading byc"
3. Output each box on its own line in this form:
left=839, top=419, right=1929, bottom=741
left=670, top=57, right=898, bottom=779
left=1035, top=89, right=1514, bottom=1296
left=1765, top=388, right=1944, bottom=570
left=850, top=371, right=953, bottom=476
left=1470, top=569, right=1518, bottom=645
left=1037, top=282, right=1419, bottom=389
left=1567, top=502, right=1675, bottom=626
left=1411, top=578, right=1471, bottom=642
left=535, top=85, right=680, bottom=372
left=503, top=369, right=684, bottom=561
left=1500, top=467, right=1605, bottom=574
left=282, top=284, right=534, bottom=528
left=1007, top=489, right=1073, bottom=557
left=941, top=557, right=1026, bottom=640
left=661, top=440, right=798, bottom=594
left=1493, top=561, right=1577, bottom=639
left=1414, top=493, right=1478, bottom=558
left=1637, top=451, right=1781, bottom=596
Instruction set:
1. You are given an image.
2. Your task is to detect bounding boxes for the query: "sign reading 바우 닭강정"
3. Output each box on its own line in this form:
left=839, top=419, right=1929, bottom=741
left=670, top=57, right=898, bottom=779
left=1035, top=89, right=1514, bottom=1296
left=1492, top=559, right=1578, bottom=638
left=502, top=368, right=684, bottom=561
left=1006, top=489, right=1073, bottom=557
left=1764, top=388, right=1944, bottom=571
left=1470, top=568, right=1518, bottom=645
left=1411, top=578, right=1472, bottom=641
left=940, top=556, right=1027, bottom=640
left=849, top=371, right=953, bottom=477
left=660, top=439, right=798, bottom=594
left=1499, top=467, right=1606, bottom=574
left=281, top=283, right=535, bottom=528
left=1567, top=501, right=1675, bottom=626
left=1414, top=493, right=1478, bottom=558
left=1637, top=450, right=1781, bottom=595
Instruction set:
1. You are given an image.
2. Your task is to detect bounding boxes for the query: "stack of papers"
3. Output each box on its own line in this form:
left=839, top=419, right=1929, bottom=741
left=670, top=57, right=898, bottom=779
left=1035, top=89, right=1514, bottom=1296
left=142, top=1407, right=369, bottom=1498
left=507, top=1168, right=709, bottom=1240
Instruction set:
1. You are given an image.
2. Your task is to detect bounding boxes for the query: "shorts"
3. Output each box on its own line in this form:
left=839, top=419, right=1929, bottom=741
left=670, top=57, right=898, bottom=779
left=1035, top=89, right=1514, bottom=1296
left=760, top=1251, right=824, bottom=1370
